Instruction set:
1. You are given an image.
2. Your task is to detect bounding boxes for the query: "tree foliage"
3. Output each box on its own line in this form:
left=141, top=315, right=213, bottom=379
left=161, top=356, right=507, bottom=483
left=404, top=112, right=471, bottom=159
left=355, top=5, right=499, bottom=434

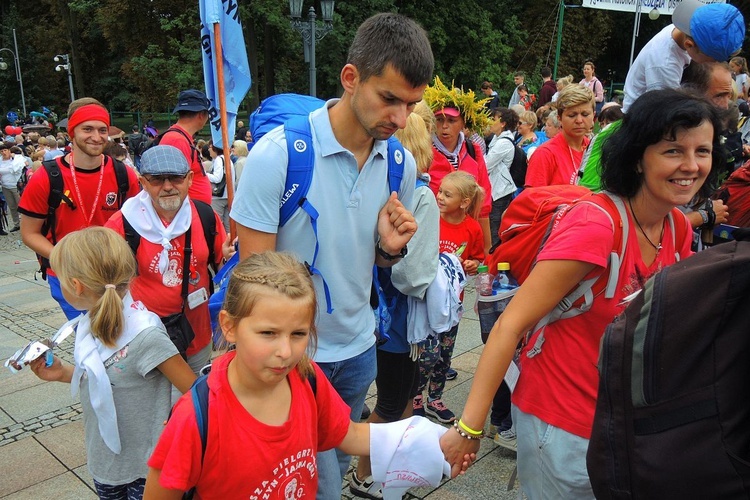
left=1, top=0, right=748, bottom=120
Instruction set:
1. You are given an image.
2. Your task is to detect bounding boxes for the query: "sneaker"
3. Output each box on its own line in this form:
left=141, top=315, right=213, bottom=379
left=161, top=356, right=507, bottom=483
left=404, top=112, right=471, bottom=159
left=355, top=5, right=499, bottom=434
left=494, top=428, right=517, bottom=452
left=445, top=368, right=458, bottom=381
left=0, top=229, right=7, bottom=236
left=412, top=395, right=425, bottom=417
left=425, top=399, right=456, bottom=423
left=10, top=225, right=19, bottom=232
left=349, top=472, right=383, bottom=499
left=360, top=403, right=371, bottom=421
left=487, top=424, right=500, bottom=439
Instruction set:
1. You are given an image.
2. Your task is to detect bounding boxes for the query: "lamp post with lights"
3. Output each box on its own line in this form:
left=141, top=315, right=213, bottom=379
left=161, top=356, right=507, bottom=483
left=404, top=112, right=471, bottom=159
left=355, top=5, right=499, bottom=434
left=54, top=54, right=75, bottom=103
left=289, top=0, right=335, bottom=97
left=0, top=29, right=26, bottom=116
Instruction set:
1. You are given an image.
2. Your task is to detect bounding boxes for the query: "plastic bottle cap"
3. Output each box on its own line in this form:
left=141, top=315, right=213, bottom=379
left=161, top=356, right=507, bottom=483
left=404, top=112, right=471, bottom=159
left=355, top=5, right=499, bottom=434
left=497, top=262, right=510, bottom=271
left=477, top=265, right=489, bottom=273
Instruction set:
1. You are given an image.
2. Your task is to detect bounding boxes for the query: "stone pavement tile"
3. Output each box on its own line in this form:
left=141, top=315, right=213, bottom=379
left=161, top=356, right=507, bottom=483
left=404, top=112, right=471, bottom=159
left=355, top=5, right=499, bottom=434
left=0, top=408, right=13, bottom=428
left=2, top=471, right=97, bottom=500
left=0, top=436, right=66, bottom=494
left=449, top=351, right=481, bottom=378
left=37, top=309, right=69, bottom=330
left=0, top=370, right=46, bottom=399
left=0, top=379, right=77, bottom=422
left=421, top=448, right=521, bottom=499
left=0, top=287, right=57, bottom=312
left=72, top=465, right=95, bottom=491
left=35, top=420, right=87, bottom=469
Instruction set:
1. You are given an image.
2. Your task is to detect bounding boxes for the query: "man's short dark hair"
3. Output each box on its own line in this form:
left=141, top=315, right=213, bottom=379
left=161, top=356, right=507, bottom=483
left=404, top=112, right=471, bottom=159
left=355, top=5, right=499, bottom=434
left=514, top=71, right=525, bottom=78
left=481, top=81, right=493, bottom=90
left=346, top=13, right=434, bottom=88
left=541, top=67, right=552, bottom=78
left=132, top=124, right=139, bottom=132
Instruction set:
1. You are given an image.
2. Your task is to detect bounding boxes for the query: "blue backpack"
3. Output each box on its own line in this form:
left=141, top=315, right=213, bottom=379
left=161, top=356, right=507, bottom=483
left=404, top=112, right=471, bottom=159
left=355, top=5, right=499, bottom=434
left=209, top=94, right=406, bottom=333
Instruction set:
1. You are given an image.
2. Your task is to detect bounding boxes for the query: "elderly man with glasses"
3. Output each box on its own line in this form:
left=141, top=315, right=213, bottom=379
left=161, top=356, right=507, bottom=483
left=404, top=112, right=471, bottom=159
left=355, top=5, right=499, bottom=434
left=106, top=145, right=234, bottom=385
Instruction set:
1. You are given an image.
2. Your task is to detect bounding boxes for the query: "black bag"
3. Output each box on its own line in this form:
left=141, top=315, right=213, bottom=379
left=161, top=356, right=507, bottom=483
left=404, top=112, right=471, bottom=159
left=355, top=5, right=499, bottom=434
left=160, top=226, right=195, bottom=359
left=161, top=312, right=195, bottom=359
left=498, top=136, right=528, bottom=187
left=210, top=157, right=227, bottom=197
left=587, top=233, right=750, bottom=499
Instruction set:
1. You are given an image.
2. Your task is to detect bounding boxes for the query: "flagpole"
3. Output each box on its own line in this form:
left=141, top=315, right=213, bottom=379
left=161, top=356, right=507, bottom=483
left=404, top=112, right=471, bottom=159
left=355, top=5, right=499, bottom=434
left=213, top=22, right=235, bottom=239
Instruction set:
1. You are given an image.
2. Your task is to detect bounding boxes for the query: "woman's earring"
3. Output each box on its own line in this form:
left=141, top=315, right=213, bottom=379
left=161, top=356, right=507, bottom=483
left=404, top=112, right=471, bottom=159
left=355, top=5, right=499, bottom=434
left=636, top=163, right=643, bottom=174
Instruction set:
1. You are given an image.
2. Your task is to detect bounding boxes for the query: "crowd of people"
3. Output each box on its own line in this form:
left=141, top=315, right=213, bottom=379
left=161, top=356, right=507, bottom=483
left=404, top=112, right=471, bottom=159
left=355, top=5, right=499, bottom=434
left=2, top=0, right=750, bottom=498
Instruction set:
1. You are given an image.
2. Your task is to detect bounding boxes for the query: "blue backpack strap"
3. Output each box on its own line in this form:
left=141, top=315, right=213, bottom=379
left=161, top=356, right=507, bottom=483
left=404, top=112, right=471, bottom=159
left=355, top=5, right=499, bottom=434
left=386, top=136, right=405, bottom=195
left=282, top=115, right=333, bottom=314
left=190, top=374, right=210, bottom=463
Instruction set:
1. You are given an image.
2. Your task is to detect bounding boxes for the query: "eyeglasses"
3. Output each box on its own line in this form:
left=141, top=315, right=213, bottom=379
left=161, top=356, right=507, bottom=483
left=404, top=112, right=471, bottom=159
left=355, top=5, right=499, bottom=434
left=141, top=173, right=189, bottom=186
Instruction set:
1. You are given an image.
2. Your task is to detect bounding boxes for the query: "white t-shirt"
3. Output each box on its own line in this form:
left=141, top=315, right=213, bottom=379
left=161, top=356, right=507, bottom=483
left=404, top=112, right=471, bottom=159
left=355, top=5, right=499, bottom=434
left=735, top=73, right=748, bottom=96
left=623, top=24, right=690, bottom=112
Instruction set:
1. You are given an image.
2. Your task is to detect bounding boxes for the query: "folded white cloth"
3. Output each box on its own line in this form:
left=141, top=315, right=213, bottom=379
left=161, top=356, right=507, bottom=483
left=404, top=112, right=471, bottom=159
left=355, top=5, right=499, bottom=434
left=120, top=190, right=192, bottom=274
left=425, top=253, right=466, bottom=334
left=370, top=416, right=451, bottom=500
left=71, top=293, right=163, bottom=453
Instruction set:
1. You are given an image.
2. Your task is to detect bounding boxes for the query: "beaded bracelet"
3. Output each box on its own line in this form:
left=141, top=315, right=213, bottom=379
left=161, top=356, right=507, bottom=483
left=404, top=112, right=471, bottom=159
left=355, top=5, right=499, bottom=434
left=457, top=419, right=483, bottom=437
left=453, top=421, right=484, bottom=440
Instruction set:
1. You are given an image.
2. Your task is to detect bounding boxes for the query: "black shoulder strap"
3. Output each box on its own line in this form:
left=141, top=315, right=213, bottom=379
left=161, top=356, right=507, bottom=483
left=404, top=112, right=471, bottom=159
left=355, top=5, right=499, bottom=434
left=161, top=127, right=204, bottom=175
left=464, top=138, right=477, bottom=161
left=308, top=370, right=317, bottom=396
left=121, top=214, right=140, bottom=257
left=41, top=158, right=76, bottom=245
left=192, top=200, right=218, bottom=277
left=110, top=157, right=130, bottom=208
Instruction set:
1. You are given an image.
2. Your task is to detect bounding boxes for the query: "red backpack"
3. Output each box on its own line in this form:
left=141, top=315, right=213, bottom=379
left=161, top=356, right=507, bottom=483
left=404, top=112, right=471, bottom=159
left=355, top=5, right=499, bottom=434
left=486, top=186, right=682, bottom=357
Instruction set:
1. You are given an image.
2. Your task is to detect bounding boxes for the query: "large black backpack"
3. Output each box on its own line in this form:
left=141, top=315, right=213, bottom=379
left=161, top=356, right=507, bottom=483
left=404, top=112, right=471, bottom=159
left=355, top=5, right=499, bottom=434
left=498, top=136, right=528, bottom=187
left=587, top=231, right=750, bottom=499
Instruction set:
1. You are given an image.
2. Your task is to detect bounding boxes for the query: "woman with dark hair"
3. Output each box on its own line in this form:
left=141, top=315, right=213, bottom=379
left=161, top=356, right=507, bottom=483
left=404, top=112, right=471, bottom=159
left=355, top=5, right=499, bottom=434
left=485, top=108, right=520, bottom=245
left=440, top=88, right=722, bottom=499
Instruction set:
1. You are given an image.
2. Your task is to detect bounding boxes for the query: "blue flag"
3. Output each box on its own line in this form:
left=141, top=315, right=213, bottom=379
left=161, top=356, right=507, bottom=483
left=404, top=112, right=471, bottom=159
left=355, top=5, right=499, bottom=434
left=199, top=0, right=252, bottom=149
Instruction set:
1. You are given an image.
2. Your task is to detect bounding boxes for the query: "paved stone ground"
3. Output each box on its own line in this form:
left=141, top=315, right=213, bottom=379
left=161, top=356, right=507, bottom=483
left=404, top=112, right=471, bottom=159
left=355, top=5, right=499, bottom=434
left=0, top=231, right=521, bottom=499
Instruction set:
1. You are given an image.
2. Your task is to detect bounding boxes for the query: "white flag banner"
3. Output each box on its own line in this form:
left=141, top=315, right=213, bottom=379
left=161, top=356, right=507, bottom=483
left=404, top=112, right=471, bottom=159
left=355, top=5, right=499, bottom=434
left=581, top=0, right=725, bottom=15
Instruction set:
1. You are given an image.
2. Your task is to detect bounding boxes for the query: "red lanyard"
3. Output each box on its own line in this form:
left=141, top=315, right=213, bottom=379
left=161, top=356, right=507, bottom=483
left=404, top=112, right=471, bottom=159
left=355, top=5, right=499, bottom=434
left=68, top=152, right=105, bottom=227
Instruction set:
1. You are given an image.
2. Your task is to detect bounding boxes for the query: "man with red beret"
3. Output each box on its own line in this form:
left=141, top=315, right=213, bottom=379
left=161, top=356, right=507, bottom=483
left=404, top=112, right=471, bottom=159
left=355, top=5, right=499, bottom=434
left=19, top=97, right=140, bottom=319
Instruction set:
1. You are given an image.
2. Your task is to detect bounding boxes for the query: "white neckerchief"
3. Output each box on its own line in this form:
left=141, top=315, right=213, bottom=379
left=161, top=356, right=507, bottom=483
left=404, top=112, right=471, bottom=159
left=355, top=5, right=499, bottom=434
left=433, top=133, right=465, bottom=167
left=120, top=190, right=192, bottom=274
left=71, top=292, right=163, bottom=454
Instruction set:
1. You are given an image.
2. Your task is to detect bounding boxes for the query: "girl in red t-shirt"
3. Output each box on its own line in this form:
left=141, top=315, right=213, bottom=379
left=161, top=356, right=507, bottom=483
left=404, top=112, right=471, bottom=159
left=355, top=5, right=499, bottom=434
left=146, top=252, right=470, bottom=498
left=415, top=171, right=485, bottom=424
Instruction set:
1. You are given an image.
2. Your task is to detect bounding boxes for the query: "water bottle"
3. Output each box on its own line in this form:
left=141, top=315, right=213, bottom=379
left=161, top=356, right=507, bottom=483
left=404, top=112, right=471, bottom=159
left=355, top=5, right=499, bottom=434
left=475, top=265, right=493, bottom=296
left=492, top=262, right=518, bottom=294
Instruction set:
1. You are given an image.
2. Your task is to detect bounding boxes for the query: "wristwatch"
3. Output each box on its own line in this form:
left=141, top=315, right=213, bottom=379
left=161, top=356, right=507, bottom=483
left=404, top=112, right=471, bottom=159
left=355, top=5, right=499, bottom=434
left=376, top=242, right=408, bottom=261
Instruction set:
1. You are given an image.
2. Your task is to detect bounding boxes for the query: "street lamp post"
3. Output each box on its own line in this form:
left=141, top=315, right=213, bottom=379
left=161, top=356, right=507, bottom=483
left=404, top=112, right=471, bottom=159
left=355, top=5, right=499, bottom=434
left=289, top=0, right=335, bottom=97
left=0, top=29, right=27, bottom=116
left=54, top=54, right=75, bottom=103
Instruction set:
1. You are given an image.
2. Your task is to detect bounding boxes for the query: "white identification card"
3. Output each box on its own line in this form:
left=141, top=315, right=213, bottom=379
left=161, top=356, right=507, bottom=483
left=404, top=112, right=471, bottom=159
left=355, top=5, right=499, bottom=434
left=187, top=287, right=208, bottom=310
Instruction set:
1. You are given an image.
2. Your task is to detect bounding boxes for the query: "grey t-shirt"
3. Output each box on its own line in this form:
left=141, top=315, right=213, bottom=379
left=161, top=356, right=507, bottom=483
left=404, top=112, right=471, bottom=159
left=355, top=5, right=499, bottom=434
left=80, top=325, right=178, bottom=485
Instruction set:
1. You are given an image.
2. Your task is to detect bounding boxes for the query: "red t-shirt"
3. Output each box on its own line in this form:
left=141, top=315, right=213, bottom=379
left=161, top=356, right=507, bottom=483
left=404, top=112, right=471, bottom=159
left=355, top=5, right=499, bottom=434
left=148, top=351, right=351, bottom=498
left=439, top=216, right=485, bottom=263
left=512, top=202, right=692, bottom=439
left=428, top=142, right=493, bottom=218
left=525, top=133, right=591, bottom=188
left=159, top=125, right=212, bottom=205
left=18, top=155, right=140, bottom=275
left=105, top=203, right=226, bottom=355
